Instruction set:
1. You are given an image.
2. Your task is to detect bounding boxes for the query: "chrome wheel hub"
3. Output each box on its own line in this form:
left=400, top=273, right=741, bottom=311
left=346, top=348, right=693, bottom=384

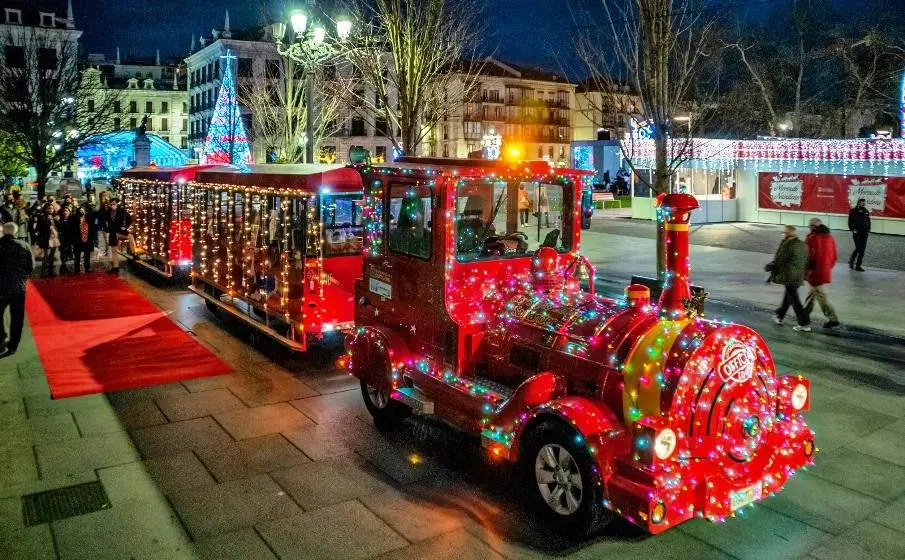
left=535, top=443, right=583, bottom=515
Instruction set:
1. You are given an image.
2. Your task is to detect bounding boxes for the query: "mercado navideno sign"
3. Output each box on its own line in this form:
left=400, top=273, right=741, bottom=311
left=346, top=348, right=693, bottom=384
left=758, top=173, right=905, bottom=218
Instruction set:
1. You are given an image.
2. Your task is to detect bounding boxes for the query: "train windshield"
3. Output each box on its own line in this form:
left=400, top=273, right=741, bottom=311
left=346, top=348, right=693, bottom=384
left=321, top=193, right=363, bottom=257
left=455, top=180, right=571, bottom=262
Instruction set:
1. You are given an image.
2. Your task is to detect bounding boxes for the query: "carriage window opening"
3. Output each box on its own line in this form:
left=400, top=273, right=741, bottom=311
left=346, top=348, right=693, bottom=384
left=321, top=193, right=363, bottom=257
left=291, top=199, right=306, bottom=259
left=455, top=180, right=571, bottom=262
left=388, top=183, right=432, bottom=259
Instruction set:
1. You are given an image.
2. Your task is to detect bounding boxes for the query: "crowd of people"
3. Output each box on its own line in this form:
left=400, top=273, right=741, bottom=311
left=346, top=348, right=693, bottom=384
left=0, top=189, right=135, bottom=358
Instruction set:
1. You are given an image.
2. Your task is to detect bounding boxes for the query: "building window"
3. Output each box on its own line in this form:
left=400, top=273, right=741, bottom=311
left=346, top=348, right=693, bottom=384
left=265, top=59, right=281, bottom=79
left=113, top=117, right=121, bottom=130
left=182, top=102, right=187, bottom=113
left=182, top=118, right=188, bottom=132
left=87, top=99, right=95, bottom=112
left=39, top=12, right=55, bottom=27
left=538, top=146, right=543, bottom=158
left=4, top=9, right=21, bottom=24
left=161, top=101, right=168, bottom=113
left=145, top=101, right=153, bottom=113
left=129, top=117, right=137, bottom=128
left=181, top=137, right=188, bottom=149
left=161, top=118, right=169, bottom=131
left=351, top=118, right=366, bottom=136
left=129, top=101, right=137, bottom=113
left=113, top=100, right=121, bottom=113
left=146, top=119, right=154, bottom=131
left=548, top=146, right=554, bottom=159
left=376, top=146, right=387, bottom=161
left=3, top=46, right=25, bottom=68
left=37, top=48, right=57, bottom=70
left=238, top=58, right=253, bottom=78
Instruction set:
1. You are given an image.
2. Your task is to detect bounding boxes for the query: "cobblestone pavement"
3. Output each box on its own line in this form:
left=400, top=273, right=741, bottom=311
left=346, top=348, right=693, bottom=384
left=589, top=218, right=905, bottom=272
left=2, top=268, right=905, bottom=560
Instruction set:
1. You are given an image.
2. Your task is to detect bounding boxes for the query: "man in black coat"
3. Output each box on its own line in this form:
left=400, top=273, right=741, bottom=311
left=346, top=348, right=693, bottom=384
left=0, top=222, right=34, bottom=358
left=848, top=198, right=870, bottom=271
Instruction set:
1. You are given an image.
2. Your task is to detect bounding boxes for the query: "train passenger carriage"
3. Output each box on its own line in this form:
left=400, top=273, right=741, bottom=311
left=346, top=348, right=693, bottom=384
left=118, top=165, right=219, bottom=279
left=189, top=165, right=364, bottom=351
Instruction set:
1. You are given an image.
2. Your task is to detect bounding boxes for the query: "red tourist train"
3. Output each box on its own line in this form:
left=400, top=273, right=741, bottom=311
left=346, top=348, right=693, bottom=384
left=345, top=158, right=815, bottom=535
left=186, top=165, right=364, bottom=350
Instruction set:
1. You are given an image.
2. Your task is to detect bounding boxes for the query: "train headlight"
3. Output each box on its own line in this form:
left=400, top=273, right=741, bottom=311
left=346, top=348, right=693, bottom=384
left=654, top=428, right=677, bottom=461
left=791, top=383, right=808, bottom=411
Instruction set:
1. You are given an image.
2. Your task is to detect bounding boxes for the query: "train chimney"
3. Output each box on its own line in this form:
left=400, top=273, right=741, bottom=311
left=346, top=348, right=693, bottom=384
left=656, top=193, right=699, bottom=319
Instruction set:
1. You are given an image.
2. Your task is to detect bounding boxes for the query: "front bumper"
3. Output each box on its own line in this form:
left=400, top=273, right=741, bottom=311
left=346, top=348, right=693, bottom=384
left=604, top=416, right=815, bottom=534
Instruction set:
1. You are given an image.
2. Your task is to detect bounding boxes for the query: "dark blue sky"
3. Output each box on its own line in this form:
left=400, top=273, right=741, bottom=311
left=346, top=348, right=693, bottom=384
left=74, top=0, right=584, bottom=73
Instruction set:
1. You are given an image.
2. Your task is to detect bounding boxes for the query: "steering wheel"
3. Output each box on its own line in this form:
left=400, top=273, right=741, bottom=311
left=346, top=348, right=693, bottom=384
left=480, top=232, right=529, bottom=256
left=564, top=255, right=596, bottom=295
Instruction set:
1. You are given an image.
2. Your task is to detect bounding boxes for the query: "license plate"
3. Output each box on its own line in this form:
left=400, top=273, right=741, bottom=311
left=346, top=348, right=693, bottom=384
left=729, top=482, right=762, bottom=511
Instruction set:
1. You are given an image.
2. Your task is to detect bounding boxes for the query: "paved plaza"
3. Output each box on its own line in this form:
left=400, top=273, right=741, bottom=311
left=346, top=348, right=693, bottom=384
left=2, top=230, right=905, bottom=559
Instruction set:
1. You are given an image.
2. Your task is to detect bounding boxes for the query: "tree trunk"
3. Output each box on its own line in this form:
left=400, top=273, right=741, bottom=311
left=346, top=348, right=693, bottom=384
left=653, top=128, right=670, bottom=281
left=34, top=161, right=49, bottom=199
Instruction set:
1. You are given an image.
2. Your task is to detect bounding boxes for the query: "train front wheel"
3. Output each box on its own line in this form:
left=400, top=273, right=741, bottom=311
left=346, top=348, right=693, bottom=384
left=360, top=381, right=411, bottom=430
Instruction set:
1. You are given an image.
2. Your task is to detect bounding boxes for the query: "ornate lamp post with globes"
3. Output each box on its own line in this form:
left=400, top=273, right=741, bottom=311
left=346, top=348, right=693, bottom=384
left=271, top=5, right=352, bottom=163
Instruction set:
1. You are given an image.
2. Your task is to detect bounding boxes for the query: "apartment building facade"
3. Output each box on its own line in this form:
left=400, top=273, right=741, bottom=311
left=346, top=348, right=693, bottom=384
left=572, top=81, right=642, bottom=141
left=437, top=58, right=576, bottom=163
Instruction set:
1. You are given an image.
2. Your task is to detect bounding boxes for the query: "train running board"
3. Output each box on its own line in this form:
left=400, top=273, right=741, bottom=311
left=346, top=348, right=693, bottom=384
left=391, top=387, right=435, bottom=414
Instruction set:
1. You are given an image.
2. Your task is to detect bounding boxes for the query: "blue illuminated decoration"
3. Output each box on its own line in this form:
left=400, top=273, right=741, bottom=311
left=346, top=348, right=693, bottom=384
left=572, top=145, right=593, bottom=171
left=201, top=49, right=253, bottom=169
left=899, top=68, right=904, bottom=138
left=76, top=131, right=189, bottom=180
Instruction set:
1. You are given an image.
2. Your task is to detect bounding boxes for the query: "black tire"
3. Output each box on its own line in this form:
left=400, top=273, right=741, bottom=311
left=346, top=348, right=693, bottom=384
left=204, top=299, right=219, bottom=314
left=520, top=420, right=613, bottom=538
left=360, top=381, right=411, bottom=429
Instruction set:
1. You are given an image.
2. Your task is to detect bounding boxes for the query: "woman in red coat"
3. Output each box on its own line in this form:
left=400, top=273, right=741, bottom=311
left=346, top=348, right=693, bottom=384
left=804, top=218, right=840, bottom=328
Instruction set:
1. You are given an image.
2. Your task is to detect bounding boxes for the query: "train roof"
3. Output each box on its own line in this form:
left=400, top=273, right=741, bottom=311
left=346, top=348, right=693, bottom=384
left=120, top=164, right=228, bottom=182
left=193, top=164, right=363, bottom=193
left=374, top=157, right=594, bottom=180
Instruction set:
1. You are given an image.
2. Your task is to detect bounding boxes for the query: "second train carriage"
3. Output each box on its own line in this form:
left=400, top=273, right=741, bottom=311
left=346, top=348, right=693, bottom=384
left=188, top=164, right=364, bottom=350
left=119, top=165, right=221, bottom=279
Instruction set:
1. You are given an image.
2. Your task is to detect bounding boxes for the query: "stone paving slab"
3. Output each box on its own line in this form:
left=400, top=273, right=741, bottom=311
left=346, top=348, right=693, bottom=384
left=143, top=450, right=218, bottom=496
left=289, top=388, right=368, bottom=425
left=848, top=429, right=905, bottom=467
left=810, top=520, right=905, bottom=560
left=130, top=416, right=235, bottom=458
left=374, top=528, right=505, bottom=560
left=196, top=433, right=311, bottom=483
left=808, top=447, right=905, bottom=502
left=192, top=528, right=279, bottom=560
left=677, top=506, right=832, bottom=560
left=0, top=497, right=56, bottom=560
left=154, top=387, right=246, bottom=422
left=72, top=399, right=167, bottom=435
left=227, top=371, right=320, bottom=407
left=281, top=421, right=365, bottom=461
left=760, top=472, right=884, bottom=534
left=256, top=500, right=409, bottom=560
left=269, top=455, right=393, bottom=510
left=168, top=473, right=303, bottom=540
left=869, top=495, right=905, bottom=532
left=359, top=487, right=467, bottom=543
left=34, top=430, right=140, bottom=478
left=213, top=402, right=314, bottom=440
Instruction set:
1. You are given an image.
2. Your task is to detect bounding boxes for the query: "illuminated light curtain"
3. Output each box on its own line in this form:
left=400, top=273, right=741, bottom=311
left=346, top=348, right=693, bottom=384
left=201, top=49, right=253, bottom=169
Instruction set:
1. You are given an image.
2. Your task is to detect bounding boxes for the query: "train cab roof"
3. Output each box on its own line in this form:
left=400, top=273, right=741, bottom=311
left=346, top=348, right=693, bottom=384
left=193, top=164, right=363, bottom=194
left=120, top=164, right=228, bottom=183
left=373, top=157, right=594, bottom=181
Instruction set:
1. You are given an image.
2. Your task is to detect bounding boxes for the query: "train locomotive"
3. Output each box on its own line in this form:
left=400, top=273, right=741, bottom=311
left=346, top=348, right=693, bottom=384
left=345, top=158, right=814, bottom=536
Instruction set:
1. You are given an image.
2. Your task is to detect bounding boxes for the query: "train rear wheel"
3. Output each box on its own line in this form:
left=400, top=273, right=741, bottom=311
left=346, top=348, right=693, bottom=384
left=360, top=381, right=411, bottom=430
left=520, top=421, right=612, bottom=538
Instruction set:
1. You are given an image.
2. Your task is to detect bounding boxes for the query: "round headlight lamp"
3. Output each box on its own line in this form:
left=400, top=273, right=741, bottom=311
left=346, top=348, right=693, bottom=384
left=791, top=383, right=808, bottom=411
left=653, top=428, right=677, bottom=461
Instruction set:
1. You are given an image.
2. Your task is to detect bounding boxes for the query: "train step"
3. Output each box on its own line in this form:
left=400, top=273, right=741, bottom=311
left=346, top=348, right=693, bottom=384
left=391, top=386, right=435, bottom=414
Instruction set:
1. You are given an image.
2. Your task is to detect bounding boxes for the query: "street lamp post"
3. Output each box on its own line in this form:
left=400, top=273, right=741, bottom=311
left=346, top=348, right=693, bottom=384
left=272, top=6, right=352, bottom=164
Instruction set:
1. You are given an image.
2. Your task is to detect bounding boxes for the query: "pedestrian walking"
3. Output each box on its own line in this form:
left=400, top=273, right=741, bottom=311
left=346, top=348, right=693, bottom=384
left=105, top=198, right=135, bottom=273
left=72, top=205, right=97, bottom=273
left=0, top=222, right=34, bottom=359
left=35, top=204, right=60, bottom=277
left=766, top=225, right=811, bottom=332
left=804, top=218, right=840, bottom=329
left=848, top=198, right=870, bottom=271
left=534, top=186, right=550, bottom=228
left=58, top=204, right=75, bottom=274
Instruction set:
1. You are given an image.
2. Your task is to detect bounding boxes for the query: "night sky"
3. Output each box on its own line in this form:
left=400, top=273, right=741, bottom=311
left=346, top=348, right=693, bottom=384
left=73, top=0, right=586, bottom=74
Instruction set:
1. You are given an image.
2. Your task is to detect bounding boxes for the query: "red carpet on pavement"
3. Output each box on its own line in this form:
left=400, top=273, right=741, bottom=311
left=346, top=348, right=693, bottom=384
left=26, top=274, right=232, bottom=399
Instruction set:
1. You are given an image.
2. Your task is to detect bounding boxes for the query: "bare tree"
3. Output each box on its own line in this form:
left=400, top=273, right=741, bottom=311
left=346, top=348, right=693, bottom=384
left=337, top=0, right=484, bottom=156
left=576, top=0, right=719, bottom=279
left=834, top=30, right=905, bottom=136
left=0, top=28, right=120, bottom=197
left=239, top=58, right=344, bottom=163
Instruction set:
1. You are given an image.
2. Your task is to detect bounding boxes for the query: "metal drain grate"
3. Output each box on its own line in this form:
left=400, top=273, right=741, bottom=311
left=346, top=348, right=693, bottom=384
left=22, top=481, right=111, bottom=526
